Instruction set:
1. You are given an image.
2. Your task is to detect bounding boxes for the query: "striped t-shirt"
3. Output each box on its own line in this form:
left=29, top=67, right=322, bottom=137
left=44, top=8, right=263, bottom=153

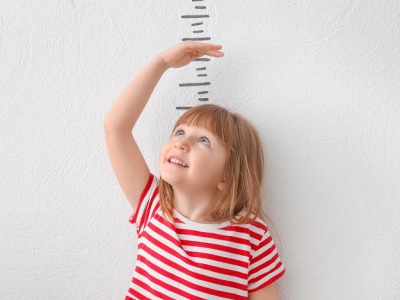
left=125, top=174, right=285, bottom=300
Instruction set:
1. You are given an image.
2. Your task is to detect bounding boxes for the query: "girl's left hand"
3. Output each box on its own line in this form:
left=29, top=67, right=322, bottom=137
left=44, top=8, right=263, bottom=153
left=157, top=41, right=224, bottom=69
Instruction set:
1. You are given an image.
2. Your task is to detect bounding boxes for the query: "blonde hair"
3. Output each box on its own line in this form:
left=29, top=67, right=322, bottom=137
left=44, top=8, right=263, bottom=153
left=159, top=104, right=265, bottom=224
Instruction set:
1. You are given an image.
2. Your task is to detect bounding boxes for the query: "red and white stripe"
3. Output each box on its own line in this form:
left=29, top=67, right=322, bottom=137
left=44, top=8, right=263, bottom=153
left=126, top=174, right=285, bottom=299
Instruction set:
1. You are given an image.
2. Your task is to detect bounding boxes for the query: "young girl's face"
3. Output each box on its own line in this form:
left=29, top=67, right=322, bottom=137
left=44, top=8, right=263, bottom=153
left=158, top=124, right=228, bottom=196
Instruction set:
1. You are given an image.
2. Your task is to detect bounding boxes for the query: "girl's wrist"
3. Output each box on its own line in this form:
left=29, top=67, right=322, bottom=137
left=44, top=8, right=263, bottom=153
left=153, top=54, right=170, bottom=72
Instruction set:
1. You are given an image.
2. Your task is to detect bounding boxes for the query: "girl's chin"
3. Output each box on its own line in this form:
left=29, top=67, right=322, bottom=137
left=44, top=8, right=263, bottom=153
left=159, top=172, right=182, bottom=185
left=159, top=174, right=194, bottom=191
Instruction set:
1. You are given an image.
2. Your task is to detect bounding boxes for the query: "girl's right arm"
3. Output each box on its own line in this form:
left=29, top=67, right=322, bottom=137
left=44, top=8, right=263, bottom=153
left=103, top=41, right=223, bottom=212
left=104, top=55, right=168, bottom=211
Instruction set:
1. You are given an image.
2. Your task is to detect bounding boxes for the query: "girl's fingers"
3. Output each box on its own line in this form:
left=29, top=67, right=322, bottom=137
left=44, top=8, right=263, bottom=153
left=199, top=50, right=224, bottom=57
left=161, top=41, right=223, bottom=67
left=182, top=42, right=224, bottom=58
left=201, top=43, right=223, bottom=50
left=182, top=41, right=223, bottom=52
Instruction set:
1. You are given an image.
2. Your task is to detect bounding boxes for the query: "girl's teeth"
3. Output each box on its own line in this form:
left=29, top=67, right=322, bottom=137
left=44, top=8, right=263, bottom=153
left=170, top=158, right=187, bottom=167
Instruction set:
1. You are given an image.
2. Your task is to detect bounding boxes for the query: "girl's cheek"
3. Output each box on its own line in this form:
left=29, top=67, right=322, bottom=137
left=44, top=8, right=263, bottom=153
left=159, top=144, right=167, bottom=159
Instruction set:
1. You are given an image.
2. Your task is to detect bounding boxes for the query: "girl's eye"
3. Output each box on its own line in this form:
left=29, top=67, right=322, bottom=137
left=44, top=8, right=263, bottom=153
left=198, top=136, right=210, bottom=145
left=175, top=130, right=184, bottom=137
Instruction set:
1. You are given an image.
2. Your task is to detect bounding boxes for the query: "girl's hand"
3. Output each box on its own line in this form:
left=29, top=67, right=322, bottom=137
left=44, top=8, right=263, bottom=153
left=157, top=41, right=224, bottom=69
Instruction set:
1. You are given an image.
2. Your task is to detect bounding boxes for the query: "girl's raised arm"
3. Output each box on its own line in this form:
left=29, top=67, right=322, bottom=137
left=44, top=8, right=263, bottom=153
left=103, top=41, right=223, bottom=212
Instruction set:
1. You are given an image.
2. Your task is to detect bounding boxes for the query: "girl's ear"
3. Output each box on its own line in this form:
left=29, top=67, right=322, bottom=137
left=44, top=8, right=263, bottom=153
left=218, top=179, right=226, bottom=191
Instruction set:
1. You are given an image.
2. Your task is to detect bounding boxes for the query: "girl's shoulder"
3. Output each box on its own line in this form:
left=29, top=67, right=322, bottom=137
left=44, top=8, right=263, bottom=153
left=229, top=211, right=270, bottom=236
left=233, top=210, right=268, bottom=227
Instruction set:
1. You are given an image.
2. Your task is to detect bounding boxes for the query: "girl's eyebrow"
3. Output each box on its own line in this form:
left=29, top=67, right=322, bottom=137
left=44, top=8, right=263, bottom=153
left=175, top=125, right=215, bottom=137
left=173, top=126, right=185, bottom=133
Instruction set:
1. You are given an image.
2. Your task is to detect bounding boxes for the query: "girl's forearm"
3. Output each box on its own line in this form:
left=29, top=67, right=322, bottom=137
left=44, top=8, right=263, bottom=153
left=104, top=55, right=169, bottom=133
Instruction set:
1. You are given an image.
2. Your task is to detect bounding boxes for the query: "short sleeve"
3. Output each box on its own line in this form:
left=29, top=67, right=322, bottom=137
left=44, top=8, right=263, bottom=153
left=248, top=227, right=286, bottom=292
left=128, top=173, right=160, bottom=236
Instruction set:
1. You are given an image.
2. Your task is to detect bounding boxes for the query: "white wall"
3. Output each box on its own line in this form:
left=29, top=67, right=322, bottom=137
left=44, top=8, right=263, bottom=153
left=1, top=0, right=399, bottom=299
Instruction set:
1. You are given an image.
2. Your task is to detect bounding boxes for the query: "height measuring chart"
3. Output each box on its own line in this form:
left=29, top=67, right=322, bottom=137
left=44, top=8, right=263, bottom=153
left=177, top=0, right=212, bottom=111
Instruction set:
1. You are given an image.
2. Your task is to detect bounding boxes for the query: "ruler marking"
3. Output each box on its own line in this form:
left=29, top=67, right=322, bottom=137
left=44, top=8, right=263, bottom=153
left=179, top=82, right=211, bottom=87
left=181, top=15, right=209, bottom=19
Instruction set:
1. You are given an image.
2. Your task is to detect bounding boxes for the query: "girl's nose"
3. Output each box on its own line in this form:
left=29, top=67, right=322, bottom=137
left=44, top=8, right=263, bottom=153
left=174, top=139, right=189, bottom=151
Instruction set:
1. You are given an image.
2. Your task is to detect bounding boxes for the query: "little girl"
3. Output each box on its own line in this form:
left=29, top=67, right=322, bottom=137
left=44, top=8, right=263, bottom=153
left=104, top=41, right=286, bottom=300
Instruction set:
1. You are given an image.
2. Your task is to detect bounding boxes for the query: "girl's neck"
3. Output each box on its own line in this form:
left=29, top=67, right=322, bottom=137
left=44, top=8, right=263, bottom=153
left=172, top=188, right=217, bottom=224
